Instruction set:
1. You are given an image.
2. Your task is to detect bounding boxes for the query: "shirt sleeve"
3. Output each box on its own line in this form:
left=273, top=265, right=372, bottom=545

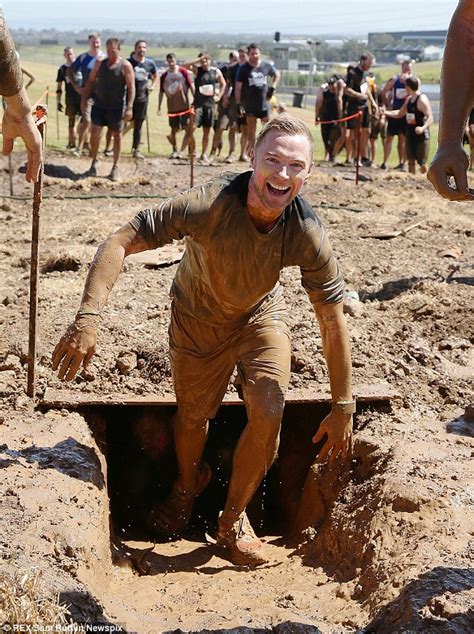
left=128, top=182, right=215, bottom=249
left=0, top=9, right=23, bottom=97
left=290, top=200, right=345, bottom=305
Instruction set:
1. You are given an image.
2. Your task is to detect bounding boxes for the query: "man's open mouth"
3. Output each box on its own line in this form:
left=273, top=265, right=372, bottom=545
left=267, top=183, right=291, bottom=196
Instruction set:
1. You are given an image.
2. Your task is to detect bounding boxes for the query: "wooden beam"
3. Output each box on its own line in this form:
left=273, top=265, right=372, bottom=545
left=41, top=383, right=398, bottom=410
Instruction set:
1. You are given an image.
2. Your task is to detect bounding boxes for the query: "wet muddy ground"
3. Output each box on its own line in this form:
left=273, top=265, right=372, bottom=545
left=0, top=150, right=473, bottom=632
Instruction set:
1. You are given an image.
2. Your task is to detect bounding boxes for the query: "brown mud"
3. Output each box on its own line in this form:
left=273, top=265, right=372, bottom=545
left=0, top=150, right=473, bottom=633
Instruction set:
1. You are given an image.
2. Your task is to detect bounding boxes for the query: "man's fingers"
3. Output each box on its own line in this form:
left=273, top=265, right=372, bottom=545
left=83, top=347, right=95, bottom=369
left=52, top=339, right=68, bottom=369
left=312, top=426, right=325, bottom=444
left=2, top=136, right=14, bottom=156
left=57, top=352, right=75, bottom=380
left=65, top=353, right=84, bottom=382
left=316, top=441, right=331, bottom=463
left=26, top=148, right=42, bottom=183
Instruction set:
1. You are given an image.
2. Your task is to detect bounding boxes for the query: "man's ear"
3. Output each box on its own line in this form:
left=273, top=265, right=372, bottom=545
left=305, top=161, right=314, bottom=181
left=250, top=148, right=256, bottom=169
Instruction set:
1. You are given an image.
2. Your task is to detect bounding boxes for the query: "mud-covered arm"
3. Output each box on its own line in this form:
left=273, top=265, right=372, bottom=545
left=52, top=222, right=149, bottom=381
left=52, top=185, right=212, bottom=381
left=428, top=0, right=474, bottom=200
left=311, top=301, right=353, bottom=464
left=0, top=9, right=22, bottom=97
left=0, top=10, right=43, bottom=182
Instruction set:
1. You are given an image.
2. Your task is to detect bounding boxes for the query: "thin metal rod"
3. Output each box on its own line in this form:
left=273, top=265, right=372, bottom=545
left=27, top=117, right=46, bottom=399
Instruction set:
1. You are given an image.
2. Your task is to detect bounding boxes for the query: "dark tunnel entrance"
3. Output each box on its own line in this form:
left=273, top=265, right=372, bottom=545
left=82, top=401, right=338, bottom=540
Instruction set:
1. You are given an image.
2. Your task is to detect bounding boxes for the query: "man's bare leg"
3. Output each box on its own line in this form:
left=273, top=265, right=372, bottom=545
left=174, top=412, right=209, bottom=493
left=383, top=135, right=394, bottom=166
left=397, top=133, right=406, bottom=165
left=239, top=125, right=249, bottom=160
left=200, top=126, right=211, bottom=159
left=246, top=115, right=258, bottom=155
left=219, top=403, right=281, bottom=528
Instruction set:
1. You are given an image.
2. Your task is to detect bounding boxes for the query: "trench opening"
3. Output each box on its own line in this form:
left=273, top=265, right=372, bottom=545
left=81, top=401, right=349, bottom=540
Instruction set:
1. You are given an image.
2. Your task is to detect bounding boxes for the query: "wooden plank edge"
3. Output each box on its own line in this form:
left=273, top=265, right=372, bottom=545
left=42, top=383, right=399, bottom=409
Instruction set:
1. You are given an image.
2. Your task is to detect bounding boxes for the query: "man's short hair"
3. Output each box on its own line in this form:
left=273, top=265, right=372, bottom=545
left=166, top=53, right=176, bottom=61
left=360, top=53, right=374, bottom=62
left=106, top=37, right=121, bottom=49
left=255, top=114, right=314, bottom=156
left=88, top=33, right=100, bottom=41
left=248, top=43, right=260, bottom=52
left=405, top=76, right=420, bottom=91
left=135, top=40, right=147, bottom=49
left=64, top=46, right=73, bottom=53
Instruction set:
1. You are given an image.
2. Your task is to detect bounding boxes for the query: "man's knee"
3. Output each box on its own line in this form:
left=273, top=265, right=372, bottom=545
left=245, top=387, right=285, bottom=438
left=175, top=410, right=208, bottom=432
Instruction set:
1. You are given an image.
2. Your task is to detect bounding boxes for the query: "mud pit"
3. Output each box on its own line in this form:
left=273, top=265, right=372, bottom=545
left=0, top=150, right=473, bottom=632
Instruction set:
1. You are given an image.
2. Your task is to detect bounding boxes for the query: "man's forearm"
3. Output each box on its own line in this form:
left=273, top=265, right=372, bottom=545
left=79, top=236, right=127, bottom=313
left=4, top=86, right=32, bottom=118
left=438, top=1, right=474, bottom=145
left=315, top=302, right=352, bottom=402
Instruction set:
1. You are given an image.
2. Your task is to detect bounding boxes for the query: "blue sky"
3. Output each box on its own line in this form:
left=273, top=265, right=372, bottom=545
left=4, top=1, right=458, bottom=35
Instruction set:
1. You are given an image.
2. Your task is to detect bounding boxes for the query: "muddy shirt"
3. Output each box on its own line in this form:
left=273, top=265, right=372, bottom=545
left=0, top=9, right=22, bottom=97
left=130, top=171, right=344, bottom=325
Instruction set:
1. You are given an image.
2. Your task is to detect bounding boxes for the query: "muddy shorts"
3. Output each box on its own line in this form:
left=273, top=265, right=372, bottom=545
left=169, top=292, right=291, bottom=423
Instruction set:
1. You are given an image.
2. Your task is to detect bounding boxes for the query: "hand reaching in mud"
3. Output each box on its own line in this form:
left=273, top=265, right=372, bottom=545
left=52, top=316, right=98, bottom=381
left=312, top=412, right=353, bottom=465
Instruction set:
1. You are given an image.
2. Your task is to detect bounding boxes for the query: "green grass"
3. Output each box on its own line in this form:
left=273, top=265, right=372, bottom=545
left=17, top=55, right=440, bottom=167
left=374, top=60, right=442, bottom=84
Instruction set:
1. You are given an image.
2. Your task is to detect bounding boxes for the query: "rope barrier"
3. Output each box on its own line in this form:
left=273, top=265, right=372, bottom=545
left=316, top=111, right=363, bottom=125
left=31, top=88, right=50, bottom=110
left=166, top=107, right=194, bottom=118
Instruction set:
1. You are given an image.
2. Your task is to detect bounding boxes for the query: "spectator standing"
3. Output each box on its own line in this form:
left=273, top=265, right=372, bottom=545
left=235, top=44, right=280, bottom=154
left=159, top=53, right=194, bottom=159
left=127, top=40, right=157, bottom=159
left=380, top=59, right=414, bottom=170
left=82, top=38, right=135, bottom=181
left=184, top=52, right=225, bottom=165
left=56, top=46, right=82, bottom=149
left=68, top=33, right=104, bottom=156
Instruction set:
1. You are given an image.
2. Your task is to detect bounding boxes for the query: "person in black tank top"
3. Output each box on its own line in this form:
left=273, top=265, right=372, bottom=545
left=183, top=52, right=225, bottom=164
left=384, top=76, right=433, bottom=174
left=81, top=38, right=135, bottom=181
left=315, top=75, right=344, bottom=161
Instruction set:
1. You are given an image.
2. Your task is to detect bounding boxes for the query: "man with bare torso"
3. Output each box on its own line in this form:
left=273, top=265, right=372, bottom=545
left=52, top=115, right=354, bottom=567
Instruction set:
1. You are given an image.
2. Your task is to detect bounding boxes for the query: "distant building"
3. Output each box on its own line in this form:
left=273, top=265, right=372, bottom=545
left=368, top=30, right=447, bottom=47
left=270, top=39, right=313, bottom=71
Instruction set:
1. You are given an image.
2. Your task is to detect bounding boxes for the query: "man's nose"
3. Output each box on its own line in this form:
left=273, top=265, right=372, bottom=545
left=276, top=164, right=289, bottom=179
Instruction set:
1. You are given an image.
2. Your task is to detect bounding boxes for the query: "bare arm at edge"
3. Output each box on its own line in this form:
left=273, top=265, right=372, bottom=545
left=427, top=0, right=474, bottom=200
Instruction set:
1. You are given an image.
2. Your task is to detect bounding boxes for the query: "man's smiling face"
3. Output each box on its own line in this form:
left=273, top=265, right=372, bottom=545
left=249, top=130, right=313, bottom=217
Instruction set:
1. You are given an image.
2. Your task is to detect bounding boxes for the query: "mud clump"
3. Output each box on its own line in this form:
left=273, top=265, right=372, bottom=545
left=41, top=254, right=81, bottom=273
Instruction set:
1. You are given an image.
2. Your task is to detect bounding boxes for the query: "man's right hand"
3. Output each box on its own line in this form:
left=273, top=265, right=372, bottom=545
left=427, top=142, right=474, bottom=201
left=57, top=102, right=64, bottom=112
left=52, top=318, right=97, bottom=381
left=1, top=106, right=43, bottom=183
left=237, top=103, right=245, bottom=118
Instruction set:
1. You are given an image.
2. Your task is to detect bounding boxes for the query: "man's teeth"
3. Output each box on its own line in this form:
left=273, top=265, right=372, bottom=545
left=269, top=183, right=289, bottom=191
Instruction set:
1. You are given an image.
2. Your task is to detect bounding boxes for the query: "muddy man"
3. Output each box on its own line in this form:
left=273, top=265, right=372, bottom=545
left=52, top=115, right=354, bottom=566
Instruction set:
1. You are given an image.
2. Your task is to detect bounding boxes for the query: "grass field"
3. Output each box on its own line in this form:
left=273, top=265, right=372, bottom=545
left=16, top=54, right=440, bottom=166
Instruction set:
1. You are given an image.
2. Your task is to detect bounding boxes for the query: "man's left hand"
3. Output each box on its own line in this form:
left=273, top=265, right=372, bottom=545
left=123, top=107, right=133, bottom=122
left=312, top=411, right=353, bottom=465
left=267, top=86, right=275, bottom=100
